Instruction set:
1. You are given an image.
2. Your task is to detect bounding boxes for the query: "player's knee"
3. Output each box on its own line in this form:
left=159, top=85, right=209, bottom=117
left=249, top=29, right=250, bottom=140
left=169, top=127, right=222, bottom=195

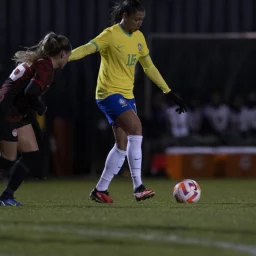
left=19, top=140, right=39, bottom=153
left=116, top=139, right=127, bottom=151
left=116, top=143, right=127, bottom=151
left=0, top=152, right=17, bottom=162
left=127, top=123, right=142, bottom=136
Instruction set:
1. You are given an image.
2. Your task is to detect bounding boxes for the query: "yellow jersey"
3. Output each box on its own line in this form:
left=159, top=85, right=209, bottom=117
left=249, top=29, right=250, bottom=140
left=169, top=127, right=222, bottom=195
left=69, top=24, right=171, bottom=99
left=91, top=24, right=149, bottom=100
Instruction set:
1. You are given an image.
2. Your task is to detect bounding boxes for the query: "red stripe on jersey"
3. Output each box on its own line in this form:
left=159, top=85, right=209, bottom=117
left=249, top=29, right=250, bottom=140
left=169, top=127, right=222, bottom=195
left=31, top=78, right=44, bottom=89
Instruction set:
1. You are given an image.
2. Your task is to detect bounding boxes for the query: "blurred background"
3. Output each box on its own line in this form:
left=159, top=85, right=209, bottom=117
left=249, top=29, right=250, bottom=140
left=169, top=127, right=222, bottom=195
left=1, top=0, right=256, bottom=179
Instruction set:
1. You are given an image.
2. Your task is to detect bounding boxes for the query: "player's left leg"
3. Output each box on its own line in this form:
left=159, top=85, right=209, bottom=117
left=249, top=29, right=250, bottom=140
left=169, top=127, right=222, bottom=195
left=0, top=124, right=40, bottom=206
left=115, top=110, right=155, bottom=201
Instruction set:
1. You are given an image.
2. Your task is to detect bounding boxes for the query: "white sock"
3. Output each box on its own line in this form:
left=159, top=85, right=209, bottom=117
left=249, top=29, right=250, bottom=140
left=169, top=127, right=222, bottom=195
left=96, top=144, right=126, bottom=191
left=127, top=135, right=143, bottom=190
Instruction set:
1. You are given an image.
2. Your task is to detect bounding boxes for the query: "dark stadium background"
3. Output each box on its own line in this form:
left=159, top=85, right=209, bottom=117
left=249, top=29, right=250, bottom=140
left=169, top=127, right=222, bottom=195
left=1, top=0, right=256, bottom=177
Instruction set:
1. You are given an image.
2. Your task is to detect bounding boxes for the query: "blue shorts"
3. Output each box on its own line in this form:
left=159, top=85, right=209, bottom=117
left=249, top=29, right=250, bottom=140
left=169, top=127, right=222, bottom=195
left=97, top=94, right=137, bottom=125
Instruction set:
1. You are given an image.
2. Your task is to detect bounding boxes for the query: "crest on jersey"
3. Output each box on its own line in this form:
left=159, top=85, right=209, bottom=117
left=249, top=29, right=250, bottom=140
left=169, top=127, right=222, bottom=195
left=12, top=129, right=18, bottom=137
left=138, top=43, right=142, bottom=51
left=118, top=98, right=127, bottom=107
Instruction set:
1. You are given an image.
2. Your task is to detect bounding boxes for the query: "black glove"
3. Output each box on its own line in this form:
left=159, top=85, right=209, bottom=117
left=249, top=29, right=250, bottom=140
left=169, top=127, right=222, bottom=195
left=167, top=91, right=187, bottom=114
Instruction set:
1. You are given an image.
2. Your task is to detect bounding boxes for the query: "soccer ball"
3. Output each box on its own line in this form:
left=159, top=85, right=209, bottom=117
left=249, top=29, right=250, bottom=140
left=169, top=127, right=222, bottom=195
left=173, top=179, right=201, bottom=203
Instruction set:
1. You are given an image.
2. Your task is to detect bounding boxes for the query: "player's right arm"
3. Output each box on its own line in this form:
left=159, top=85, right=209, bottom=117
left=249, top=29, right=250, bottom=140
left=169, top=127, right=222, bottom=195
left=68, top=43, right=97, bottom=61
left=69, top=29, right=112, bottom=61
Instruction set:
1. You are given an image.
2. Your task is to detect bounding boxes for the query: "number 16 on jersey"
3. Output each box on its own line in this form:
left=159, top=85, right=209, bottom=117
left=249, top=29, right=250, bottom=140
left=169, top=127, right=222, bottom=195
left=126, top=54, right=137, bottom=66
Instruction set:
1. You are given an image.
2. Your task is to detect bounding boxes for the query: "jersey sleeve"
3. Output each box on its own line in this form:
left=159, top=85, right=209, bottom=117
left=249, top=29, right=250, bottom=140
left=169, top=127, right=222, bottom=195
left=31, top=59, right=54, bottom=90
left=90, top=28, right=112, bottom=52
left=139, top=55, right=171, bottom=94
left=69, top=43, right=97, bottom=61
left=139, top=32, right=150, bottom=59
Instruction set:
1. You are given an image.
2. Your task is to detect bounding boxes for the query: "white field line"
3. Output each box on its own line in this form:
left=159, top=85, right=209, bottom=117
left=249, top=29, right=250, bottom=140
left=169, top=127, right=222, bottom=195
left=1, top=224, right=255, bottom=256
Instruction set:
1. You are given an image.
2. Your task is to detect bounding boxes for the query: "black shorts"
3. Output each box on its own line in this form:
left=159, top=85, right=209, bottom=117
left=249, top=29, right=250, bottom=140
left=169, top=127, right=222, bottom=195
left=0, top=115, right=31, bottom=142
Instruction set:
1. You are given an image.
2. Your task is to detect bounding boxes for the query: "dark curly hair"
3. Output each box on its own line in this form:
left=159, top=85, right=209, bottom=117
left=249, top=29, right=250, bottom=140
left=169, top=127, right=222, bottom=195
left=110, top=0, right=145, bottom=25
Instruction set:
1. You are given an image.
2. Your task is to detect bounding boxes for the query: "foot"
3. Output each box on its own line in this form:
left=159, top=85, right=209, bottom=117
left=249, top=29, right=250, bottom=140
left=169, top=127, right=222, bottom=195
left=134, top=184, right=155, bottom=201
left=0, top=197, right=23, bottom=206
left=89, top=188, right=114, bottom=203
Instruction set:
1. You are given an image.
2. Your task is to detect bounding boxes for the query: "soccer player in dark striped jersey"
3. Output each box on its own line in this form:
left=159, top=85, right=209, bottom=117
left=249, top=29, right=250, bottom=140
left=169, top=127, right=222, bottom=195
left=0, top=32, right=72, bottom=206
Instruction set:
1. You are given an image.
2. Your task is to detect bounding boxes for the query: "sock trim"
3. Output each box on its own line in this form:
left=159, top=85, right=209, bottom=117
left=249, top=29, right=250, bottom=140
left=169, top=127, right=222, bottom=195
left=114, top=144, right=126, bottom=155
left=127, top=135, right=143, bottom=142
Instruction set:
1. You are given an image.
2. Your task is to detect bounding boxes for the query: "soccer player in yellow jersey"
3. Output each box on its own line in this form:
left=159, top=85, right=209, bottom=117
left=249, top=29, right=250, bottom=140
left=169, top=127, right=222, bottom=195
left=69, top=0, right=187, bottom=203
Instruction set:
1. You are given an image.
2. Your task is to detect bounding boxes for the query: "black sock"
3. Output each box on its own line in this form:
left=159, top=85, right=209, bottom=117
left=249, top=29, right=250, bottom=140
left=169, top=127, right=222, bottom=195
left=0, top=151, right=40, bottom=199
left=1, top=158, right=29, bottom=199
left=0, top=157, right=16, bottom=171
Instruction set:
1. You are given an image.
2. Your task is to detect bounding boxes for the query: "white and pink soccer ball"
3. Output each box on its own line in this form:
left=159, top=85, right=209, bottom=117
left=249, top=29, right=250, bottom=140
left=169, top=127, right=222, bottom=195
left=173, top=179, right=201, bottom=203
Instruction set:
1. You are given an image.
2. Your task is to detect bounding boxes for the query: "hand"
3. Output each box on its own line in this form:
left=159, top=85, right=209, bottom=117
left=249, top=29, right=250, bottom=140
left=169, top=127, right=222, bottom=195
left=167, top=91, right=187, bottom=114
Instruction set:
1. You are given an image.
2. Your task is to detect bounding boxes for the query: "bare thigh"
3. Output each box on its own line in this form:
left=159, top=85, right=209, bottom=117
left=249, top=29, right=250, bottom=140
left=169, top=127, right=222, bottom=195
left=17, top=124, right=39, bottom=152
left=112, top=126, right=127, bottom=151
left=0, top=140, right=18, bottom=161
left=115, top=110, right=142, bottom=136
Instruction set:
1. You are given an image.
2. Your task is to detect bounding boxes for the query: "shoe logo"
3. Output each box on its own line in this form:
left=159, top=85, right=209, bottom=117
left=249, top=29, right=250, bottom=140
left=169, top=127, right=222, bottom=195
left=134, top=158, right=141, bottom=160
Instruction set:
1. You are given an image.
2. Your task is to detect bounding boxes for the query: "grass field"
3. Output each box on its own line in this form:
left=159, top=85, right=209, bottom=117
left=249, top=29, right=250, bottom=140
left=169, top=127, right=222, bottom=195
left=0, top=178, right=256, bottom=256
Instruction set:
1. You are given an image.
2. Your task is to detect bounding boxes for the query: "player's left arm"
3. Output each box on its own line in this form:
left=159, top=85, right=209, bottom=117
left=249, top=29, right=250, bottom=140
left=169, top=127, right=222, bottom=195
left=139, top=33, right=187, bottom=114
left=138, top=33, right=170, bottom=93
left=139, top=55, right=171, bottom=94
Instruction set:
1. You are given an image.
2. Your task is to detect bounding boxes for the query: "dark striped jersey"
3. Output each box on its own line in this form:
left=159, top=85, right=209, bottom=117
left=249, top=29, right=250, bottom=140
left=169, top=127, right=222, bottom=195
left=0, top=58, right=55, bottom=122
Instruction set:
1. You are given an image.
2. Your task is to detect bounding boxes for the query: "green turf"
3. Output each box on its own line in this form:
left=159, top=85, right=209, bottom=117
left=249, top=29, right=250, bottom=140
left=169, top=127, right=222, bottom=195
left=0, top=178, right=256, bottom=256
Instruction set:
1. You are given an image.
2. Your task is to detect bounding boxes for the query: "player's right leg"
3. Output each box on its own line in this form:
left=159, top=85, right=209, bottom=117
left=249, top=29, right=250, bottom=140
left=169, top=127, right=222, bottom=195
left=90, top=126, right=127, bottom=203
